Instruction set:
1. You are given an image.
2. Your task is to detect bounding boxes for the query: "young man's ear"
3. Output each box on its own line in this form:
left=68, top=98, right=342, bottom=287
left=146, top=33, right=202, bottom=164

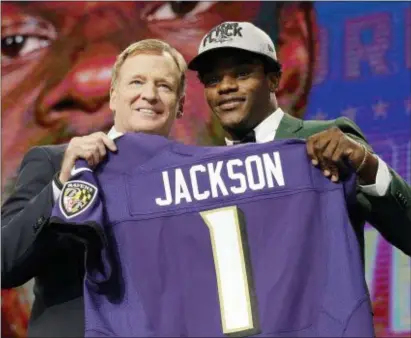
left=176, top=95, right=185, bottom=119
left=267, top=73, right=280, bottom=92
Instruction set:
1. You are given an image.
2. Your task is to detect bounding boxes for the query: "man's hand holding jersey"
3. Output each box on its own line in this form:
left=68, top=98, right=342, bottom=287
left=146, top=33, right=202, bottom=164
left=306, top=127, right=378, bottom=184
left=59, top=132, right=117, bottom=184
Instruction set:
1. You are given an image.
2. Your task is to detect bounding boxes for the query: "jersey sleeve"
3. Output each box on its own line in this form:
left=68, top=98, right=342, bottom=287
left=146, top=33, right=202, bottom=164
left=50, top=159, right=112, bottom=285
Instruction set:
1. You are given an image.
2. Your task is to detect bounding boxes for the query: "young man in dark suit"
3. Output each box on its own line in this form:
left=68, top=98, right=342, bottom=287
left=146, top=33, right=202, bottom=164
left=1, top=39, right=186, bottom=337
left=188, top=21, right=411, bottom=257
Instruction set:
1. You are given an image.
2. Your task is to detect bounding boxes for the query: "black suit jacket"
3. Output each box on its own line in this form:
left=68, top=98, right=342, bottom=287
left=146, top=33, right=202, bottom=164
left=1, top=145, right=85, bottom=337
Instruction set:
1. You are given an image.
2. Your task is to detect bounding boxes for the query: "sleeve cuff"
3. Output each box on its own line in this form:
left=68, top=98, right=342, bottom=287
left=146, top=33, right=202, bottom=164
left=52, top=173, right=63, bottom=203
left=359, top=155, right=392, bottom=196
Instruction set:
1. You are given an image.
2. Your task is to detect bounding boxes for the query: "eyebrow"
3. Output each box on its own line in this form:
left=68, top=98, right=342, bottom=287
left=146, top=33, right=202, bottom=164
left=1, top=18, right=52, bottom=31
left=128, top=74, right=177, bottom=86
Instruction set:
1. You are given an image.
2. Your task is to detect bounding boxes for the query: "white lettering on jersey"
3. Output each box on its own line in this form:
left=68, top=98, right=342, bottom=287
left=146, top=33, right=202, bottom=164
left=175, top=168, right=192, bottom=205
left=155, top=151, right=285, bottom=206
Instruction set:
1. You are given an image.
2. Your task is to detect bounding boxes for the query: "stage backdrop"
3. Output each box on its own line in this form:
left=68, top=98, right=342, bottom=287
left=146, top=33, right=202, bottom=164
left=305, top=2, right=411, bottom=337
left=1, top=1, right=409, bottom=337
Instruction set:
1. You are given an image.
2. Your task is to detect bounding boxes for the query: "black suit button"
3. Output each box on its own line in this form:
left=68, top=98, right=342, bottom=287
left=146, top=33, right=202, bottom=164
left=395, top=193, right=407, bottom=208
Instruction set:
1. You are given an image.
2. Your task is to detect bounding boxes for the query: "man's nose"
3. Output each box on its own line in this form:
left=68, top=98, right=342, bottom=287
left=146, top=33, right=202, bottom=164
left=140, top=83, right=158, bottom=104
left=35, top=42, right=117, bottom=127
left=218, top=75, right=239, bottom=95
left=32, top=1, right=141, bottom=128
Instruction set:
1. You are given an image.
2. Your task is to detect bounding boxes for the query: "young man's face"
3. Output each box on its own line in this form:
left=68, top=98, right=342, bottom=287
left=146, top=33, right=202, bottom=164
left=200, top=50, right=276, bottom=136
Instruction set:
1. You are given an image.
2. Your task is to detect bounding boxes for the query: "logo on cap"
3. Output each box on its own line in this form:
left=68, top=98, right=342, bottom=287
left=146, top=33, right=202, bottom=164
left=203, top=22, right=243, bottom=47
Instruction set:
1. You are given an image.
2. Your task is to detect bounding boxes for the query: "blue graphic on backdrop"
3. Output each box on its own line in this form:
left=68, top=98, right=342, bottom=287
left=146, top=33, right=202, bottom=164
left=307, top=2, right=410, bottom=336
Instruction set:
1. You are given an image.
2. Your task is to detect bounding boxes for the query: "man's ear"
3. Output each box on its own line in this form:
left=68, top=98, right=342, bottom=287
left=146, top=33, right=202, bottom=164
left=267, top=72, right=280, bottom=92
left=109, top=88, right=117, bottom=112
left=176, top=95, right=185, bottom=119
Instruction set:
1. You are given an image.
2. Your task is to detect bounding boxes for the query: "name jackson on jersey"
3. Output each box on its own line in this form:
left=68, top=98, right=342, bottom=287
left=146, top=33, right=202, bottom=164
left=156, top=151, right=285, bottom=206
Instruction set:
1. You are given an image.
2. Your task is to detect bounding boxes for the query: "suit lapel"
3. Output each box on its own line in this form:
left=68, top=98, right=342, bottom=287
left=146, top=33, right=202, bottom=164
left=275, top=113, right=303, bottom=140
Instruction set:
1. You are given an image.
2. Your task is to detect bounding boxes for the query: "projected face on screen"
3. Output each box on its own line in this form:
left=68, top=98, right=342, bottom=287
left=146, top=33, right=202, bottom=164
left=1, top=1, right=317, bottom=190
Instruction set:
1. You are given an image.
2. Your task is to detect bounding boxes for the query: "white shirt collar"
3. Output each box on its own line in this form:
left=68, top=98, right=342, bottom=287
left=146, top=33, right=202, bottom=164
left=107, top=127, right=123, bottom=140
left=225, top=107, right=285, bottom=145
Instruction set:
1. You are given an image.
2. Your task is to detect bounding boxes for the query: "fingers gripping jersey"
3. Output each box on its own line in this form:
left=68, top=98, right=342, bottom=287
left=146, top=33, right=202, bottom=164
left=51, top=133, right=375, bottom=337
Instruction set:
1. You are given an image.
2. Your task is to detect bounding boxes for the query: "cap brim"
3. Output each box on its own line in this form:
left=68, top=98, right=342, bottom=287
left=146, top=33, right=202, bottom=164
left=188, top=46, right=246, bottom=71
left=188, top=46, right=278, bottom=72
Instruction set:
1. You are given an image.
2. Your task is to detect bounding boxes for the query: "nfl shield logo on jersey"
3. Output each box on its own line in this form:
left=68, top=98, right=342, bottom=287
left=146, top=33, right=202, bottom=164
left=60, top=180, right=98, bottom=219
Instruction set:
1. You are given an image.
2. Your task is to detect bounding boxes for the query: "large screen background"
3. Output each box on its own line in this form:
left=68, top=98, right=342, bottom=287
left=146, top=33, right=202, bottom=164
left=306, top=2, right=410, bottom=336
left=1, top=1, right=410, bottom=337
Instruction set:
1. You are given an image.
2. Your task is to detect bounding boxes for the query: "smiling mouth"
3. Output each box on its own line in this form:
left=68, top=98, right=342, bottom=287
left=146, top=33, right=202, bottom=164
left=218, top=98, right=246, bottom=111
left=136, top=108, right=160, bottom=117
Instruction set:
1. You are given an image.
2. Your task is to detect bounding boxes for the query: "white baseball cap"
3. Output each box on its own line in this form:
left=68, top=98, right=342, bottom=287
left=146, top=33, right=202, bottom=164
left=188, top=21, right=278, bottom=71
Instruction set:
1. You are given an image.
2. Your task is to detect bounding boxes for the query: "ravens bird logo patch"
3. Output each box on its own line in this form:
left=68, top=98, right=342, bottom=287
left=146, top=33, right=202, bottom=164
left=60, top=180, right=97, bottom=219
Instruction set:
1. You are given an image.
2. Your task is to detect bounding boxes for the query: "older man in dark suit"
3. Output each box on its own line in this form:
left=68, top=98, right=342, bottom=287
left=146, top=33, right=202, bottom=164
left=1, top=38, right=187, bottom=337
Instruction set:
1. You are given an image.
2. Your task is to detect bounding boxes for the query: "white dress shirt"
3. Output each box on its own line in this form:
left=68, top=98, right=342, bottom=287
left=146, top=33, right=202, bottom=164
left=225, top=108, right=392, bottom=197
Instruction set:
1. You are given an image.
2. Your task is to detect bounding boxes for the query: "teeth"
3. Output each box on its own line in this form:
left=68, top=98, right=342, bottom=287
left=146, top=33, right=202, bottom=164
left=222, top=99, right=243, bottom=104
left=138, top=108, right=156, bottom=115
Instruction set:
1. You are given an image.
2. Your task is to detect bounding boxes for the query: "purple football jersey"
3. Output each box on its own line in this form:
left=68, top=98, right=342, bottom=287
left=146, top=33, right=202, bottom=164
left=51, top=133, right=375, bottom=337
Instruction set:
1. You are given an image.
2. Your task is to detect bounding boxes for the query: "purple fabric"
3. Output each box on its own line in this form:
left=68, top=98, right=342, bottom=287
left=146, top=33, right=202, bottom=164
left=51, top=133, right=374, bottom=337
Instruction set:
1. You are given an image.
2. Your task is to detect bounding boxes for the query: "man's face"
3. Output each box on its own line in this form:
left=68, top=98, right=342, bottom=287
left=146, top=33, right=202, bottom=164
left=110, top=52, right=182, bottom=137
left=200, top=51, right=275, bottom=135
left=1, top=1, right=316, bottom=188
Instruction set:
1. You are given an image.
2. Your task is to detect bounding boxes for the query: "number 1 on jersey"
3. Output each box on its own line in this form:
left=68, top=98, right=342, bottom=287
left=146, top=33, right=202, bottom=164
left=200, top=206, right=260, bottom=336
